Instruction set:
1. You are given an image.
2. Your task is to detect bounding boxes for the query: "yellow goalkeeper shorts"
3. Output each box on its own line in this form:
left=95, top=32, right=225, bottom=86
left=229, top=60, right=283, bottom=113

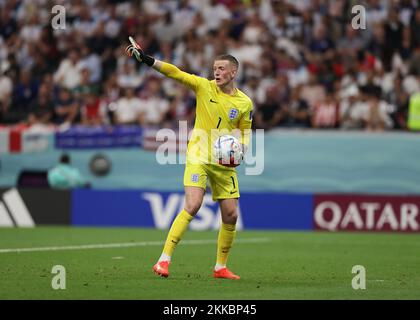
left=183, top=163, right=240, bottom=201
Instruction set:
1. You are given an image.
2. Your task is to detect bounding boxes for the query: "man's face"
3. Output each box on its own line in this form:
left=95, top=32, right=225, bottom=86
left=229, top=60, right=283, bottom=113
left=213, top=60, right=237, bottom=87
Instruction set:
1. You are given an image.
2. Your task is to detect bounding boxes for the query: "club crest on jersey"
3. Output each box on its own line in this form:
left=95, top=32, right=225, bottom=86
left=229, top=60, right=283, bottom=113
left=229, top=108, right=239, bottom=120
left=191, top=174, right=199, bottom=183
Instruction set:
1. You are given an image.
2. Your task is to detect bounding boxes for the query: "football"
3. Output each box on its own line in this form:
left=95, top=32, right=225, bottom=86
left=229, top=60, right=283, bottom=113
left=214, top=135, right=243, bottom=167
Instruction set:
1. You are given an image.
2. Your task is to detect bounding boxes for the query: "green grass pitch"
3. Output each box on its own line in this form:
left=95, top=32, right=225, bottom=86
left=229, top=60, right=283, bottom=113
left=0, top=227, right=419, bottom=300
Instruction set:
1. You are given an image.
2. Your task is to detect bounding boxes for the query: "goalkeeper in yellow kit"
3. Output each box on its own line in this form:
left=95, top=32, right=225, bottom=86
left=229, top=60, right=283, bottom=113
left=126, top=38, right=253, bottom=280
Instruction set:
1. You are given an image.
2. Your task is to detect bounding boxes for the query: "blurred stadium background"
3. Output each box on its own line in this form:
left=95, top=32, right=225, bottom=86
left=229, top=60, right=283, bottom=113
left=1, top=0, right=420, bottom=299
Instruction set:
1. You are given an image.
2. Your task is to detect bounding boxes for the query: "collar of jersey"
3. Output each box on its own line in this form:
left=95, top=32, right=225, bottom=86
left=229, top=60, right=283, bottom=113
left=213, top=81, right=239, bottom=97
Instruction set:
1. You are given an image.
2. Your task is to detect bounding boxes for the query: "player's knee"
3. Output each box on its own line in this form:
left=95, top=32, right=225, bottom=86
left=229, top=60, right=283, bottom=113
left=184, top=200, right=202, bottom=216
left=223, top=208, right=238, bottom=224
left=230, top=212, right=238, bottom=223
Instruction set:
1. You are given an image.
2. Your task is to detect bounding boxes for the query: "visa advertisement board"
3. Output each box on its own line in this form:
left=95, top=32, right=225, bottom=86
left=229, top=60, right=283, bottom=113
left=71, top=190, right=313, bottom=231
left=2, top=188, right=419, bottom=233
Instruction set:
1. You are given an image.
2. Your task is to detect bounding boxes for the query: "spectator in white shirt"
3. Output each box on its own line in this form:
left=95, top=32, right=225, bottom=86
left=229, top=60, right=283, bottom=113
left=53, top=49, right=83, bottom=90
left=201, top=0, right=231, bottom=32
left=365, top=89, right=394, bottom=131
left=79, top=44, right=102, bottom=84
left=138, top=77, right=169, bottom=126
left=152, top=12, right=183, bottom=44
left=0, top=66, right=13, bottom=111
left=114, top=87, right=142, bottom=125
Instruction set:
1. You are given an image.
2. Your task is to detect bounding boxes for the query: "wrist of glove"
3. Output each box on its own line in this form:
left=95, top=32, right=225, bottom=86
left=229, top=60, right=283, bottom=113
left=125, top=43, right=155, bottom=67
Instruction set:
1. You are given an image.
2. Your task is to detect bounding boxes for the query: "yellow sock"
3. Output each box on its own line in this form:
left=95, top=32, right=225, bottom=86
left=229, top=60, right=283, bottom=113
left=216, top=223, right=236, bottom=267
left=161, top=209, right=194, bottom=258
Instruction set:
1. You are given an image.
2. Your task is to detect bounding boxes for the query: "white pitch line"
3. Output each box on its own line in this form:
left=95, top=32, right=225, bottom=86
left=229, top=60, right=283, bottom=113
left=0, top=237, right=270, bottom=254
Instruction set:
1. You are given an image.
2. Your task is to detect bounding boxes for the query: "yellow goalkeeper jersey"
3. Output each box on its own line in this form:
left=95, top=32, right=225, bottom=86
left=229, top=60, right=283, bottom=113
left=160, top=62, right=253, bottom=165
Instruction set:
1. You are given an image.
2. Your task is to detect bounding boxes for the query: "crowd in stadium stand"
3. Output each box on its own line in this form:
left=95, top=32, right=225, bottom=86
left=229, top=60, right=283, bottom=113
left=0, top=0, right=419, bottom=132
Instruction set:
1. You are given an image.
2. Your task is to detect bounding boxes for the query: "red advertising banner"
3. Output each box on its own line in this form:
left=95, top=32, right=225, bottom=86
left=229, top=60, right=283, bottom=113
left=314, top=194, right=420, bottom=232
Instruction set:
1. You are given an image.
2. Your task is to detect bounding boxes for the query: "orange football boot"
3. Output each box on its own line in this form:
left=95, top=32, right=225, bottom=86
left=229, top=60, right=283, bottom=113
left=153, top=261, right=170, bottom=278
left=213, top=267, right=240, bottom=280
